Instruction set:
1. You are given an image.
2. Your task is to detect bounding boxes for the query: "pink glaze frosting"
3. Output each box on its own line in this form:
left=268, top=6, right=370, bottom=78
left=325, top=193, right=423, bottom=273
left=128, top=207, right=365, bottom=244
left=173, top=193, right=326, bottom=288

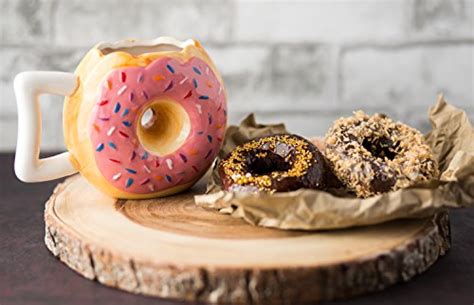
left=90, top=57, right=227, bottom=194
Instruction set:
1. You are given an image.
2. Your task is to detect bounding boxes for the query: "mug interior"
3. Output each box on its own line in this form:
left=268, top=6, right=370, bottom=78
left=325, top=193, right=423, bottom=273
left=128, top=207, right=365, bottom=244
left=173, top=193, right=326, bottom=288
left=97, top=37, right=194, bottom=56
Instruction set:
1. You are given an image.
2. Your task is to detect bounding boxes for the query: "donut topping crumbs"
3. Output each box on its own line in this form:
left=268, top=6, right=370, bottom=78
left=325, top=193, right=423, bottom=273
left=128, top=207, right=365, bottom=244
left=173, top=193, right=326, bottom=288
left=220, top=135, right=314, bottom=192
left=325, top=111, right=438, bottom=198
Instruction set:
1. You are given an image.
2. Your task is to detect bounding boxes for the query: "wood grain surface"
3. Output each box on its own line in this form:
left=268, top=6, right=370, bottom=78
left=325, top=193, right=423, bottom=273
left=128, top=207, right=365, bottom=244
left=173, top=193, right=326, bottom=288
left=43, top=174, right=451, bottom=304
left=1, top=154, right=474, bottom=305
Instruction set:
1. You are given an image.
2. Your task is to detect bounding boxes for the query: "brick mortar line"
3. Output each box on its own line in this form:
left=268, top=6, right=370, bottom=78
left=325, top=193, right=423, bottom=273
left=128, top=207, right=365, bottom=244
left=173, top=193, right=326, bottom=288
left=49, top=0, right=59, bottom=47
left=340, top=38, right=474, bottom=52
left=206, top=38, right=474, bottom=48
left=1, top=39, right=473, bottom=50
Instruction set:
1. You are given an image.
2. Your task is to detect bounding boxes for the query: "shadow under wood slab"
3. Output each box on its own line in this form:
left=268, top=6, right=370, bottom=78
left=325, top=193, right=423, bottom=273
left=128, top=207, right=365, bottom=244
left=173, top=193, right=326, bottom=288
left=44, top=175, right=450, bottom=304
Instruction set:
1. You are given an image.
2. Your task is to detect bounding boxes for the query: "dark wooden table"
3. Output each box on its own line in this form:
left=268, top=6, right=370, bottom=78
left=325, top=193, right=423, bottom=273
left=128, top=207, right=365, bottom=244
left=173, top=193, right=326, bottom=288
left=1, top=153, right=473, bottom=305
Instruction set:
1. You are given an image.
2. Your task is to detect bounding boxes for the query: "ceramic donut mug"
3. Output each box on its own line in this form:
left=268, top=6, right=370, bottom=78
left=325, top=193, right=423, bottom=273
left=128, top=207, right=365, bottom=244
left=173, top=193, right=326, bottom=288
left=14, top=37, right=227, bottom=199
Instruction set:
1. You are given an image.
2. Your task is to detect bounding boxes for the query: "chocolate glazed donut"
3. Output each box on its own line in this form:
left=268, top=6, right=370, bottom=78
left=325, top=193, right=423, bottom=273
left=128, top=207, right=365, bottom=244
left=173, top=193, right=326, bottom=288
left=219, top=134, right=340, bottom=193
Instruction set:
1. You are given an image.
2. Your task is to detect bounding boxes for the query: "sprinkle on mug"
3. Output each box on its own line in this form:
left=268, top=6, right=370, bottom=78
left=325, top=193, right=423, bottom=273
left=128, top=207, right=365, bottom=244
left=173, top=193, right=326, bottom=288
left=125, top=178, right=134, bottom=188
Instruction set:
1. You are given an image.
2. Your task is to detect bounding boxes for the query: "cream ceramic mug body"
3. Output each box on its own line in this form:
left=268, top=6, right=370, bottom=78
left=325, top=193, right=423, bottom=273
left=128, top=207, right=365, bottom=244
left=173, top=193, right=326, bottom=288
left=14, top=37, right=227, bottom=199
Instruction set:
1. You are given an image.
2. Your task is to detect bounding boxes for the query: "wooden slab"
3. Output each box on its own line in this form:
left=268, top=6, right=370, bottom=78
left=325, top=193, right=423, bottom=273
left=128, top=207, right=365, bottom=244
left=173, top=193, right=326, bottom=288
left=44, top=175, right=450, bottom=304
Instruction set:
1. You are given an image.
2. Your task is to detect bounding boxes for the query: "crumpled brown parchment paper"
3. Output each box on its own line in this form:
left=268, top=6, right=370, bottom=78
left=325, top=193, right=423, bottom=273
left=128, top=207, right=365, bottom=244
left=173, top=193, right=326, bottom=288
left=195, top=96, right=474, bottom=230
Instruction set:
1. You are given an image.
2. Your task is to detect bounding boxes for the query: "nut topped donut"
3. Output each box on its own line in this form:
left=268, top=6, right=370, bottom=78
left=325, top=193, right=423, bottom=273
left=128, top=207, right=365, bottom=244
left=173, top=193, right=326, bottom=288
left=325, top=111, right=438, bottom=198
left=219, top=134, right=340, bottom=193
left=63, top=38, right=227, bottom=199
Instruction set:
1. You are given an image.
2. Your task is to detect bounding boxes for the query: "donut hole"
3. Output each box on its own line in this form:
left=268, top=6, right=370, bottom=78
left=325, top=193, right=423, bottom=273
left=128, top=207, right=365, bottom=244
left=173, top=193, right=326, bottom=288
left=137, top=99, right=190, bottom=156
left=246, top=151, right=292, bottom=175
left=362, top=136, right=398, bottom=160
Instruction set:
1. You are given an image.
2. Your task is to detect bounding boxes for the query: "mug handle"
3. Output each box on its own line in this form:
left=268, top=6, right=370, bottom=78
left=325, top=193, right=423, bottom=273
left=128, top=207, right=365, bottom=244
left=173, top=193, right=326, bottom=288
left=14, top=71, right=79, bottom=182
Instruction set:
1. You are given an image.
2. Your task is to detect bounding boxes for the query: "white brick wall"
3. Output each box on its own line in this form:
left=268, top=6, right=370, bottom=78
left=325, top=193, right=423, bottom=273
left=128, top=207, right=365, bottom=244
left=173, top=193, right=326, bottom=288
left=235, top=0, right=407, bottom=43
left=408, top=0, right=474, bottom=38
left=0, top=0, right=473, bottom=151
left=54, top=0, right=234, bottom=47
left=0, top=0, right=53, bottom=44
left=341, top=44, right=474, bottom=109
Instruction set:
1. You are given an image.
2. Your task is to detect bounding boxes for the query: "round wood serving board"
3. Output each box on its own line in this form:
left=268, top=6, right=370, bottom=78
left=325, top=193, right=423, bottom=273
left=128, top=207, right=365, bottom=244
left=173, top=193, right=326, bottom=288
left=44, top=175, right=450, bottom=304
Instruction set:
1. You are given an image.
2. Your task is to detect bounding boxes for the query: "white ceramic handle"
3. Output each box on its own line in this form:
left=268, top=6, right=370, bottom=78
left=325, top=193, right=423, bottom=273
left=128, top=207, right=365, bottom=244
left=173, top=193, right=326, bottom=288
left=14, top=71, right=79, bottom=182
